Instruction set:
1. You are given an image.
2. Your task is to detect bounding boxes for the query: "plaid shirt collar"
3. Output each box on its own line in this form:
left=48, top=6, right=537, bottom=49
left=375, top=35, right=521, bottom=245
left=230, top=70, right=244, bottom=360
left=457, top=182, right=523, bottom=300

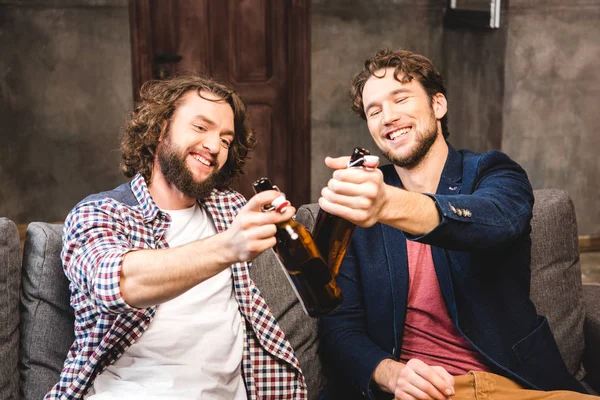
left=131, top=173, right=239, bottom=234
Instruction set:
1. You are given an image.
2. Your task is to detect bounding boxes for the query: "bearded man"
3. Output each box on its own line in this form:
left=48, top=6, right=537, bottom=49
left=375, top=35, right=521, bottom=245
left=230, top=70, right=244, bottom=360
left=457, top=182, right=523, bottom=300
left=47, top=75, right=307, bottom=399
left=317, top=49, right=594, bottom=400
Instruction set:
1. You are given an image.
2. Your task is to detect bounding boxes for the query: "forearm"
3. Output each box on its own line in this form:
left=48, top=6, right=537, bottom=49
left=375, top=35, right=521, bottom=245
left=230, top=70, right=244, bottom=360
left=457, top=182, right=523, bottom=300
left=121, top=232, right=236, bottom=308
left=379, top=186, right=440, bottom=236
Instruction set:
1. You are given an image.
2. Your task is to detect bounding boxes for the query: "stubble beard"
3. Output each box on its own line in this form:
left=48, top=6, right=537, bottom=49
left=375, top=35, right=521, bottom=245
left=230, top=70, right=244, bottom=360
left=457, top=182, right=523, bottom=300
left=157, top=134, right=227, bottom=200
left=382, top=108, right=439, bottom=170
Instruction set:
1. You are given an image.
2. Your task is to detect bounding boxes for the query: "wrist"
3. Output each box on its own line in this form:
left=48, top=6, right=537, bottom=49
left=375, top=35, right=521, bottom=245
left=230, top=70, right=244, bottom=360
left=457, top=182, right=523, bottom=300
left=372, top=358, right=398, bottom=394
left=196, top=231, right=238, bottom=267
left=377, top=185, right=404, bottom=226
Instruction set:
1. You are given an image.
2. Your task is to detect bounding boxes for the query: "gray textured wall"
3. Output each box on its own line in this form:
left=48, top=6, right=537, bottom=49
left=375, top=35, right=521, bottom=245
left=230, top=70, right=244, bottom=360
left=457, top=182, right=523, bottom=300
left=0, top=0, right=131, bottom=224
left=502, top=0, right=600, bottom=236
left=442, top=1, right=509, bottom=153
left=311, top=0, right=600, bottom=235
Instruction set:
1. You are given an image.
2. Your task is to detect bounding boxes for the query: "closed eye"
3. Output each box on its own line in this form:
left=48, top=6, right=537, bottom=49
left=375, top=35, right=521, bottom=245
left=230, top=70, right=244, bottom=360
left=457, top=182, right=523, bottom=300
left=395, top=97, right=408, bottom=104
left=221, top=138, right=231, bottom=148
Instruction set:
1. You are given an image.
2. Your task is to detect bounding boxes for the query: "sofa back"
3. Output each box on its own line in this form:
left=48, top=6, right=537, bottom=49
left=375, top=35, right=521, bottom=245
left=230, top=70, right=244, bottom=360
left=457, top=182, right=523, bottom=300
left=19, top=223, right=74, bottom=400
left=0, top=189, right=587, bottom=399
left=0, top=218, right=20, bottom=400
left=528, top=189, right=585, bottom=378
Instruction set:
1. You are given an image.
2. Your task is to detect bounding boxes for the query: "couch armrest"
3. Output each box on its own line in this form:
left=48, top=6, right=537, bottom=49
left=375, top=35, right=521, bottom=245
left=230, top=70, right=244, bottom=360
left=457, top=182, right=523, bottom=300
left=582, top=284, right=600, bottom=393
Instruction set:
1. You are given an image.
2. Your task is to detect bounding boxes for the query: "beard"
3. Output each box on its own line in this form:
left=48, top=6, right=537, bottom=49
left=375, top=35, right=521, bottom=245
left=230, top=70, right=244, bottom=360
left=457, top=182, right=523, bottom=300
left=382, top=107, right=439, bottom=170
left=157, top=134, right=227, bottom=200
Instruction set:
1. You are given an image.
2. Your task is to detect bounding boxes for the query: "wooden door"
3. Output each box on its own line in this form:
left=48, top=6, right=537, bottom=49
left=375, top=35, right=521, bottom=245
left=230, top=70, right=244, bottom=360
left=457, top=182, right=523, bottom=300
left=129, top=0, right=310, bottom=206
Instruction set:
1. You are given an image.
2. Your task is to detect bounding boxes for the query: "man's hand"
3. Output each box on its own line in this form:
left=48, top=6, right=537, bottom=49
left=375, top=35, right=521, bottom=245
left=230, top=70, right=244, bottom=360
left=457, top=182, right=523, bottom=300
left=221, top=190, right=296, bottom=263
left=373, top=358, right=455, bottom=400
left=319, top=156, right=441, bottom=235
left=319, top=156, right=388, bottom=228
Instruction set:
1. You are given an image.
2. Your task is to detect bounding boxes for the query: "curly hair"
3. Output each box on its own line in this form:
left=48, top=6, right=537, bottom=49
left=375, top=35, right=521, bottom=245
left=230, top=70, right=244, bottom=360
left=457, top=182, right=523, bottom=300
left=350, top=49, right=450, bottom=138
left=120, top=74, right=256, bottom=187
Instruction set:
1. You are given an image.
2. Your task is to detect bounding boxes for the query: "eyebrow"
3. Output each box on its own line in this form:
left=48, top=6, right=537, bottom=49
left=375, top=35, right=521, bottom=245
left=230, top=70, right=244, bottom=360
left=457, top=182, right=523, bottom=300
left=193, top=115, right=235, bottom=137
left=364, top=88, right=411, bottom=114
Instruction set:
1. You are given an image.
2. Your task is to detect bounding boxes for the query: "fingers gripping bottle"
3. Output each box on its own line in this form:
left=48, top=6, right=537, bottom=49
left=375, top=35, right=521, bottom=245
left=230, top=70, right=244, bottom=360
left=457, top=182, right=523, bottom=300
left=313, top=147, right=379, bottom=278
left=252, top=178, right=342, bottom=317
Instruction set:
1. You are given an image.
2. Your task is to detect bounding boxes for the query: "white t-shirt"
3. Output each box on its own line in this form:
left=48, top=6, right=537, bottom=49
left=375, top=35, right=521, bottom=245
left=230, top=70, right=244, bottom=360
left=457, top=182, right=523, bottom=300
left=87, top=204, right=247, bottom=400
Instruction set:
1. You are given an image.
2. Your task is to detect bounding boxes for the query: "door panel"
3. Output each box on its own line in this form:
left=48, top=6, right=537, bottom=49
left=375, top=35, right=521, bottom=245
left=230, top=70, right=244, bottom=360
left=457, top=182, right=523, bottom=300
left=129, top=0, right=310, bottom=205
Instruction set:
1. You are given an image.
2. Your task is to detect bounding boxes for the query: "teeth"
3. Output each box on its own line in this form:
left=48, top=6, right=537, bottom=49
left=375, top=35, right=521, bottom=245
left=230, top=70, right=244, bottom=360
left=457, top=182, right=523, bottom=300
left=192, top=155, right=211, bottom=166
left=388, top=127, right=411, bottom=140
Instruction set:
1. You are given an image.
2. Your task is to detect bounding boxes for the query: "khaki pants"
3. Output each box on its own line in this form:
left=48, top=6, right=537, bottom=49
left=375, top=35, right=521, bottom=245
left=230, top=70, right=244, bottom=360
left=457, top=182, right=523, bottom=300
left=453, top=371, right=597, bottom=399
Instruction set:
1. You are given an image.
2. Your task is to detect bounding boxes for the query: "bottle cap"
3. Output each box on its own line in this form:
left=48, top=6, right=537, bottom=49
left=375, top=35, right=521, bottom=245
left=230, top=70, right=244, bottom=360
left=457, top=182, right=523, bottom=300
left=363, top=155, right=380, bottom=169
left=271, top=194, right=290, bottom=213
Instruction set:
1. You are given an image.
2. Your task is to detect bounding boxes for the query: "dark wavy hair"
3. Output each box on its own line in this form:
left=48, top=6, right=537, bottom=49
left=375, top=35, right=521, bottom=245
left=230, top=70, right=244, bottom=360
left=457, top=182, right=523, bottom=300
left=120, top=74, right=256, bottom=187
left=350, top=49, right=450, bottom=138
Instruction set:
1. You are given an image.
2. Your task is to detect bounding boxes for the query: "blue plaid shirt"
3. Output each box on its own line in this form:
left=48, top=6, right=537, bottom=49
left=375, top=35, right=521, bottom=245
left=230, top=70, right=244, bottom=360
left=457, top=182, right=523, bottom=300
left=47, top=173, right=307, bottom=399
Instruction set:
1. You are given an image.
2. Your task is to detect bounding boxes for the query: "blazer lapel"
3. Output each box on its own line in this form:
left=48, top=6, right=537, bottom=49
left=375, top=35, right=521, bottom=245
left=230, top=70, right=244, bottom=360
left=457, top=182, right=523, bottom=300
left=431, top=145, right=464, bottom=322
left=380, top=223, right=409, bottom=349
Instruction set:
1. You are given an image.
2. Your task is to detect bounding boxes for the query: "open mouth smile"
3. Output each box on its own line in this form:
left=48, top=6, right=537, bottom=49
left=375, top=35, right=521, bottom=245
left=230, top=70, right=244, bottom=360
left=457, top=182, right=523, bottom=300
left=385, top=126, right=411, bottom=140
left=191, top=153, right=214, bottom=167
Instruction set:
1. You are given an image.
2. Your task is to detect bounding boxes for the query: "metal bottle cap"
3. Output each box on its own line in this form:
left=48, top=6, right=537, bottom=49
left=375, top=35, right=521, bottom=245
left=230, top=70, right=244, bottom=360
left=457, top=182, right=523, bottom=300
left=271, top=195, right=290, bottom=213
left=362, top=155, right=380, bottom=169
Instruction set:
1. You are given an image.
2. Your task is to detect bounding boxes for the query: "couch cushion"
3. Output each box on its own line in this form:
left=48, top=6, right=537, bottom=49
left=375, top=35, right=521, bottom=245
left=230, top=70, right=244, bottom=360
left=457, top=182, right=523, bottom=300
left=0, top=218, right=21, bottom=400
left=20, top=223, right=74, bottom=400
left=529, top=189, right=585, bottom=379
left=250, top=204, right=324, bottom=399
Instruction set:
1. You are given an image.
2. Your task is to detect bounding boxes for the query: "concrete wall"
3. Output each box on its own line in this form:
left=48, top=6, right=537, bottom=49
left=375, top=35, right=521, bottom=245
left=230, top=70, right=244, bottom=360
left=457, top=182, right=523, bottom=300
left=0, top=0, right=131, bottom=224
left=502, top=0, right=600, bottom=236
left=311, top=0, right=600, bottom=235
left=442, top=0, right=509, bottom=153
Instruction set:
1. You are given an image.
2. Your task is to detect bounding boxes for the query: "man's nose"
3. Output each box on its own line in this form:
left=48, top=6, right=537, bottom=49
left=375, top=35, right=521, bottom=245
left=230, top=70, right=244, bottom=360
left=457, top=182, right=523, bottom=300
left=382, top=103, right=400, bottom=126
left=202, top=132, right=220, bottom=153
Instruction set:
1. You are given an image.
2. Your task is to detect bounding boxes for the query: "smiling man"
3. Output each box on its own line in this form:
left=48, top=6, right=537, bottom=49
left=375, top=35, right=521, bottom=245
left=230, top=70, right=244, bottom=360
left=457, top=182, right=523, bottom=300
left=47, top=75, right=307, bottom=399
left=317, top=49, right=594, bottom=399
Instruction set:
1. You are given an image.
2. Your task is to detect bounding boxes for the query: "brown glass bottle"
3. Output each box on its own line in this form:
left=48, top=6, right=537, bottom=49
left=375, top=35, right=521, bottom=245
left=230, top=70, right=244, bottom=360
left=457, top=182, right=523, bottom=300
left=252, top=177, right=342, bottom=317
left=313, top=147, right=375, bottom=278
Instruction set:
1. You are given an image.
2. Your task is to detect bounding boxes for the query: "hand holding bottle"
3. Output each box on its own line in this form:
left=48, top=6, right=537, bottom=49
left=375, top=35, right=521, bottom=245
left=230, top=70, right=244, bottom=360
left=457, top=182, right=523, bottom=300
left=223, top=190, right=296, bottom=263
left=319, top=154, right=385, bottom=228
left=253, top=177, right=342, bottom=317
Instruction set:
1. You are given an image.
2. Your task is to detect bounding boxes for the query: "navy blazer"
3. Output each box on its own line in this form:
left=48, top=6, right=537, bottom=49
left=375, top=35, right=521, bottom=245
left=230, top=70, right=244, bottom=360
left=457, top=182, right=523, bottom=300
left=319, top=146, right=585, bottom=399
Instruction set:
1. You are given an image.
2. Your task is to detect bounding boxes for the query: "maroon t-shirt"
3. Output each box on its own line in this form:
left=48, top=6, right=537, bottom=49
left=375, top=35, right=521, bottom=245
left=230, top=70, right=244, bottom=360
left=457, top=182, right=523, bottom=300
left=399, top=241, right=491, bottom=375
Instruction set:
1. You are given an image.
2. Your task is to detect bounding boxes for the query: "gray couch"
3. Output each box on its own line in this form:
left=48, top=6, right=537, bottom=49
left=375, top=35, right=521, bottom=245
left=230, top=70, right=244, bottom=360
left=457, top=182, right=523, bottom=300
left=1, top=189, right=599, bottom=399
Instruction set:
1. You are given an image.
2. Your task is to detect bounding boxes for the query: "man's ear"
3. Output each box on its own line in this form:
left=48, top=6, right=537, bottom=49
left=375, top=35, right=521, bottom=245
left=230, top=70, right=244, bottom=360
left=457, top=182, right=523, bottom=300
left=158, top=119, right=168, bottom=142
left=432, top=93, right=448, bottom=120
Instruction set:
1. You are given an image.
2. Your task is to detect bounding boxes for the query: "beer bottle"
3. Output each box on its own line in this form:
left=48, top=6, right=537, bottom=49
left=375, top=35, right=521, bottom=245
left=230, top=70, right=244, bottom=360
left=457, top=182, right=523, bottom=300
left=252, top=178, right=342, bottom=317
left=313, top=147, right=379, bottom=278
